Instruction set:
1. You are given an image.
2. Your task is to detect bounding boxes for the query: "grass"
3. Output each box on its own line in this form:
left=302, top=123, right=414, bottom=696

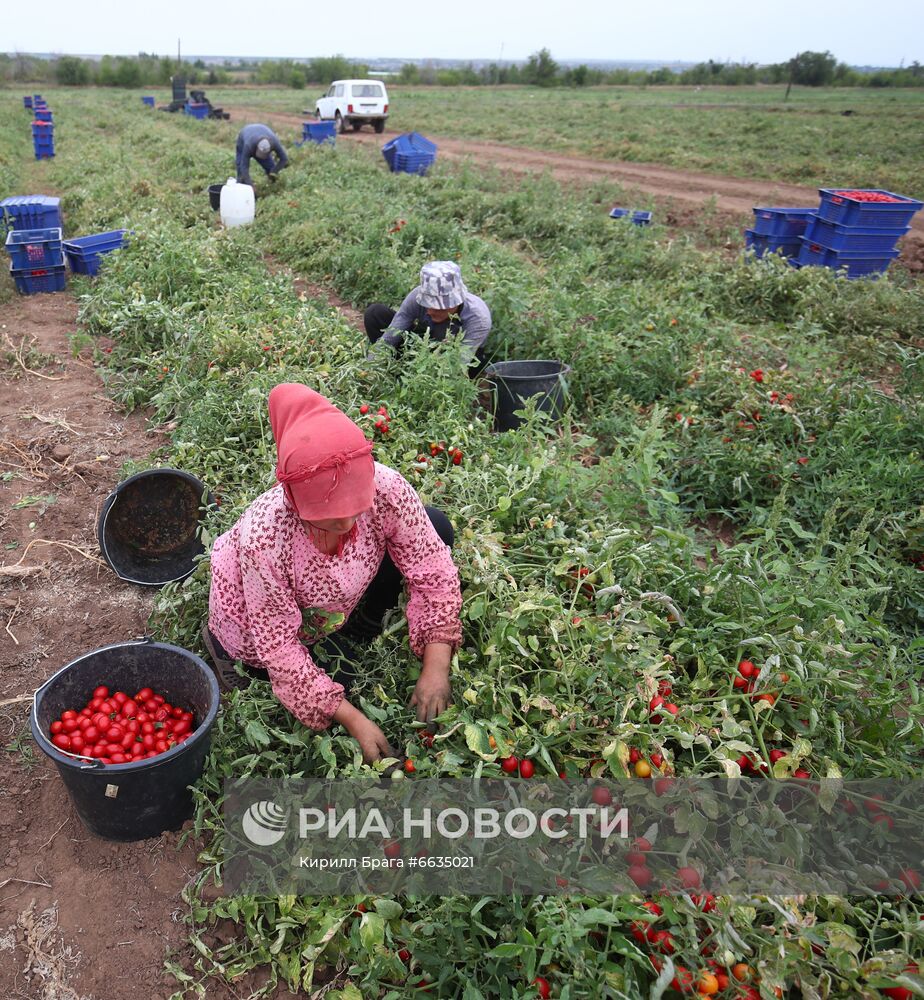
left=1, top=86, right=922, bottom=999
left=208, top=83, right=924, bottom=198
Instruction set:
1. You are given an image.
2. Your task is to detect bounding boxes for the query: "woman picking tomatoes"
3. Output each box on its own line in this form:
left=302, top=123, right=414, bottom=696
left=202, top=383, right=462, bottom=763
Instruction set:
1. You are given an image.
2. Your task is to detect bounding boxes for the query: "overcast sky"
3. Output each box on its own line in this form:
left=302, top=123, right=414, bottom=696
left=4, top=0, right=921, bottom=66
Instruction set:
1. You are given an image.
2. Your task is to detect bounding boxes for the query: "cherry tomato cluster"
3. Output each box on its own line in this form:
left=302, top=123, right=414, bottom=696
left=48, top=685, right=196, bottom=764
left=748, top=368, right=763, bottom=382
left=427, top=440, right=464, bottom=465
left=500, top=755, right=534, bottom=778
left=833, top=190, right=905, bottom=203
left=635, top=898, right=772, bottom=997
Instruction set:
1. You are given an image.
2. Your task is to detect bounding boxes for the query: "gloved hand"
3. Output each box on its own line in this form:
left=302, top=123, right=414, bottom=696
left=268, top=173, right=278, bottom=183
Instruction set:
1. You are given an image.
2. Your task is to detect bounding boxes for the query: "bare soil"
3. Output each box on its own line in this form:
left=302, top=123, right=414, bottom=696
left=0, top=291, right=300, bottom=999
left=235, top=104, right=924, bottom=272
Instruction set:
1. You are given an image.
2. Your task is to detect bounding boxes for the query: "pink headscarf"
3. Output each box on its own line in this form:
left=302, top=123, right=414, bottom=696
left=268, top=384, right=374, bottom=520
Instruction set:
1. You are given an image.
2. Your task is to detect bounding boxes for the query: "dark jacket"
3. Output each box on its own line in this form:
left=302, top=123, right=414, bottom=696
left=235, top=124, right=289, bottom=185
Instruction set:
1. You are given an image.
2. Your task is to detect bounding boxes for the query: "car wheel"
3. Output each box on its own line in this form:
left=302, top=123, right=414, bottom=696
left=336, top=112, right=348, bottom=134
left=374, top=119, right=386, bottom=134
left=351, top=121, right=362, bottom=132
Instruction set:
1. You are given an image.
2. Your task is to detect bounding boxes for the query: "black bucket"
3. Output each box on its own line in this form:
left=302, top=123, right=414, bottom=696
left=97, top=468, right=213, bottom=586
left=482, top=360, right=572, bottom=431
left=208, top=183, right=223, bottom=210
left=31, top=638, right=220, bottom=841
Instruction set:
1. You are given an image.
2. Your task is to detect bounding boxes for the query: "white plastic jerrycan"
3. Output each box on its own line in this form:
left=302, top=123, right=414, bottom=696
left=219, top=178, right=255, bottom=228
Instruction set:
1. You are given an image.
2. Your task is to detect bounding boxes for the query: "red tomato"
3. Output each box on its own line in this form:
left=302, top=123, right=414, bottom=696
left=113, top=691, right=127, bottom=706
left=738, top=660, right=756, bottom=678
left=131, top=743, right=145, bottom=758
left=500, top=756, right=519, bottom=773
left=144, top=698, right=158, bottom=713
left=80, top=707, right=93, bottom=717
left=883, top=962, right=919, bottom=1000
left=110, top=753, right=127, bottom=764
left=181, top=710, right=193, bottom=723
left=83, top=725, right=99, bottom=743
left=154, top=707, right=169, bottom=722
left=135, top=687, right=154, bottom=702
left=62, top=710, right=77, bottom=721
left=518, top=759, right=535, bottom=779
left=628, top=864, right=652, bottom=888
left=532, top=976, right=552, bottom=999
left=50, top=720, right=63, bottom=734
left=136, top=711, right=150, bottom=723
left=89, top=697, right=104, bottom=711
left=126, top=719, right=140, bottom=735
left=122, top=699, right=139, bottom=718
left=142, top=733, right=155, bottom=749
left=591, top=786, right=612, bottom=806
left=62, top=717, right=79, bottom=733
left=153, top=694, right=165, bottom=705
left=383, top=840, right=401, bottom=859
left=78, top=716, right=91, bottom=730
left=628, top=747, right=641, bottom=763
left=678, top=866, right=701, bottom=889
left=121, top=732, right=135, bottom=749
left=141, top=721, right=155, bottom=735
left=107, top=724, right=123, bottom=740
left=172, top=706, right=184, bottom=719
left=99, top=700, right=114, bottom=714
left=105, top=742, right=123, bottom=755
left=92, top=743, right=107, bottom=757
left=69, top=733, right=86, bottom=752
left=51, top=734, right=71, bottom=750
left=92, top=686, right=109, bottom=699
left=155, top=739, right=168, bottom=753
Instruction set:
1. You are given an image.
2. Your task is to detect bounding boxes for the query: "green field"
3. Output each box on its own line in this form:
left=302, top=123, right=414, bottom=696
left=207, top=84, right=924, bottom=198
left=2, top=87, right=923, bottom=998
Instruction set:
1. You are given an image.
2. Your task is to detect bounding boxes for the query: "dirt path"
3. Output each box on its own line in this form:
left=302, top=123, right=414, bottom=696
left=235, top=104, right=924, bottom=255
left=0, top=288, right=303, bottom=999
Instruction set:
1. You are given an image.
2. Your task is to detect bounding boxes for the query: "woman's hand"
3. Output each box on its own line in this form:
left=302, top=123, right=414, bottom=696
left=333, top=700, right=394, bottom=764
left=410, top=643, right=453, bottom=724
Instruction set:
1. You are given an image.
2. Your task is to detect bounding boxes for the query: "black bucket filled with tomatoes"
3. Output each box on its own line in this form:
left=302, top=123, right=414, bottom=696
left=31, top=638, right=220, bottom=841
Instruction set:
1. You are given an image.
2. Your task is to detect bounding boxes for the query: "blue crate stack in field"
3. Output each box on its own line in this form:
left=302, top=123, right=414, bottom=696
left=2, top=196, right=66, bottom=295
left=382, top=132, right=437, bottom=175
left=185, top=101, right=210, bottom=119
left=746, top=189, right=922, bottom=278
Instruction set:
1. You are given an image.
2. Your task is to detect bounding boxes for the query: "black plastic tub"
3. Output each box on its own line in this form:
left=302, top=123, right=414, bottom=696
left=97, top=468, right=213, bottom=586
left=31, top=639, right=220, bottom=841
left=208, top=183, right=223, bottom=210
left=482, top=360, right=571, bottom=431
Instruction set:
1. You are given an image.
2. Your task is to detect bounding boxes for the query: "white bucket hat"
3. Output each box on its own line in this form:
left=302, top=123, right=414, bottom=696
left=416, top=261, right=467, bottom=310
left=255, top=138, right=272, bottom=158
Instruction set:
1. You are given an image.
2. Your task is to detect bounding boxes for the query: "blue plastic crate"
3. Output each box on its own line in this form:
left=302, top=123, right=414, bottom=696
left=34, top=149, right=55, bottom=160
left=382, top=132, right=437, bottom=174
left=5, top=227, right=64, bottom=268
left=797, top=237, right=900, bottom=278
left=744, top=229, right=801, bottom=259
left=23, top=96, right=32, bottom=109
left=1, top=195, right=62, bottom=231
left=817, top=189, right=923, bottom=229
left=31, top=120, right=54, bottom=134
left=300, top=120, right=336, bottom=145
left=141, top=96, right=155, bottom=108
left=185, top=102, right=209, bottom=119
left=803, top=217, right=909, bottom=253
left=34, top=109, right=52, bottom=122
left=610, top=207, right=653, bottom=226
left=63, top=230, right=129, bottom=276
left=751, top=207, right=816, bottom=238
left=10, top=263, right=66, bottom=294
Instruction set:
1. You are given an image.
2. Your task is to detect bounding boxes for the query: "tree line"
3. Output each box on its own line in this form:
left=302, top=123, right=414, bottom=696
left=2, top=49, right=922, bottom=89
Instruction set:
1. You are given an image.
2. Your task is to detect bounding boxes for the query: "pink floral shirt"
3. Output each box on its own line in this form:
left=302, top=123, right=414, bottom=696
left=208, top=463, right=462, bottom=729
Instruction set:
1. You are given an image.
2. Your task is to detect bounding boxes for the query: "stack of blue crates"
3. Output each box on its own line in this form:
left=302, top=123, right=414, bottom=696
left=23, top=96, right=33, bottom=109
left=185, top=101, right=209, bottom=119
left=2, top=196, right=66, bottom=294
left=4, top=229, right=65, bottom=296
left=745, top=207, right=816, bottom=259
left=381, top=132, right=437, bottom=175
left=32, top=120, right=55, bottom=159
left=796, top=189, right=923, bottom=278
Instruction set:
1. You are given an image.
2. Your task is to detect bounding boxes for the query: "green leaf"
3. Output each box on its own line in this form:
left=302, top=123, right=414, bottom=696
left=358, top=912, right=385, bottom=952
left=373, top=898, right=403, bottom=920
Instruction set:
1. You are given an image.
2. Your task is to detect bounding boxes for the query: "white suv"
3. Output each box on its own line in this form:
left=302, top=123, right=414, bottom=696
left=314, top=79, right=389, bottom=134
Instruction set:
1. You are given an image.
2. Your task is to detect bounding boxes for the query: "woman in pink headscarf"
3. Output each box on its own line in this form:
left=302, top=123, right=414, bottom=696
left=203, top=383, right=462, bottom=763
